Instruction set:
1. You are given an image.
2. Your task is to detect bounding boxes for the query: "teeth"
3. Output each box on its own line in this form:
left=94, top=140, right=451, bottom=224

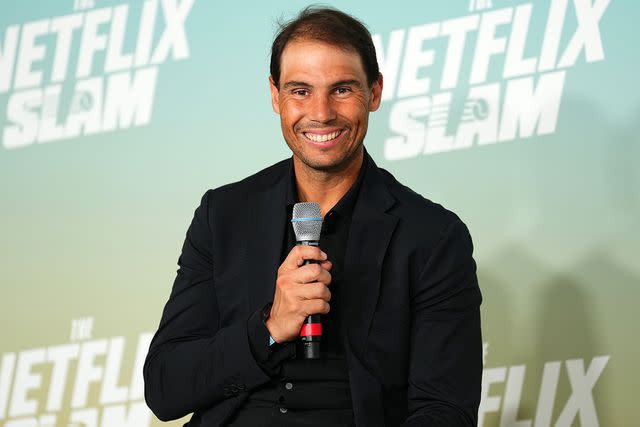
left=304, top=130, right=341, bottom=142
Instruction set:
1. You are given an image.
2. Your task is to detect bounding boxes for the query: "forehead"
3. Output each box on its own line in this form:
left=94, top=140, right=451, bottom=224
left=279, top=39, right=367, bottom=84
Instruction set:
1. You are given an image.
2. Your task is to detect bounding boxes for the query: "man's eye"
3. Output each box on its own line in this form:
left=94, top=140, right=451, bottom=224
left=335, top=87, right=351, bottom=95
left=293, top=89, right=308, bottom=96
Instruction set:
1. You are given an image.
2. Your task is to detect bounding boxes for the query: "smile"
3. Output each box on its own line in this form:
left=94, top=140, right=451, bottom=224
left=303, top=130, right=343, bottom=143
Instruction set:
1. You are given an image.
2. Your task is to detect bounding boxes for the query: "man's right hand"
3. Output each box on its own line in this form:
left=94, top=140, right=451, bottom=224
left=266, top=245, right=332, bottom=344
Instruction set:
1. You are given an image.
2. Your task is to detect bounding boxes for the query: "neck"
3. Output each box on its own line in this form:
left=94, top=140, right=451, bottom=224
left=293, top=149, right=364, bottom=217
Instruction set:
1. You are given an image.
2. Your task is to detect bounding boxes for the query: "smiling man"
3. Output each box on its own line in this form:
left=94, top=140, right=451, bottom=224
left=144, top=6, right=482, bottom=427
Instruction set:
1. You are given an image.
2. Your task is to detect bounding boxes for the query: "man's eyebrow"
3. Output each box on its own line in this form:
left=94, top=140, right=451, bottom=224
left=281, top=80, right=364, bottom=90
left=282, top=81, right=312, bottom=89
left=331, top=79, right=363, bottom=88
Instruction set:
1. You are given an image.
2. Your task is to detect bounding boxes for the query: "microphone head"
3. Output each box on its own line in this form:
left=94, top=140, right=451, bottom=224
left=291, top=202, right=322, bottom=243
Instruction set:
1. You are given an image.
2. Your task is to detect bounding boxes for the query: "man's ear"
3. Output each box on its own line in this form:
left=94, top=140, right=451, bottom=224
left=269, top=76, right=280, bottom=114
left=369, top=73, right=384, bottom=112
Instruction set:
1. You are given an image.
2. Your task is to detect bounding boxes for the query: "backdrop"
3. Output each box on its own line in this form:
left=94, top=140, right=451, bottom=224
left=1, top=1, right=638, bottom=426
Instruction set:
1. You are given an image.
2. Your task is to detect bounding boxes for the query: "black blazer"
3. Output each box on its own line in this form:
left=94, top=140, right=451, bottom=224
left=144, top=151, right=482, bottom=426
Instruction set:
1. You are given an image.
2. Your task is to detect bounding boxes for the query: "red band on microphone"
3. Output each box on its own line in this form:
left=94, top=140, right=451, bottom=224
left=299, top=323, right=322, bottom=337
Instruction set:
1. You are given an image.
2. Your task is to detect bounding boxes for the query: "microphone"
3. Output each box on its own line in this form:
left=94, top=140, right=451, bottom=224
left=291, top=202, right=323, bottom=359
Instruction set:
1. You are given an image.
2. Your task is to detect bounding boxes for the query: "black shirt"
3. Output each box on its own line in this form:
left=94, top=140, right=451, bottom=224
left=228, top=158, right=366, bottom=426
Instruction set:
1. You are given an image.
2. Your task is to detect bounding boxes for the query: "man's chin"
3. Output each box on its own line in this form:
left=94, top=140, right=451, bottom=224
left=296, top=151, right=361, bottom=174
left=300, top=159, right=343, bottom=172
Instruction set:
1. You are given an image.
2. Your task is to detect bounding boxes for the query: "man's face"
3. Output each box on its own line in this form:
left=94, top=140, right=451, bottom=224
left=269, top=39, right=383, bottom=173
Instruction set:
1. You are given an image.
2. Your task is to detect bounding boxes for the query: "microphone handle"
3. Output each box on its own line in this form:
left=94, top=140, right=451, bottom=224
left=299, top=242, right=322, bottom=359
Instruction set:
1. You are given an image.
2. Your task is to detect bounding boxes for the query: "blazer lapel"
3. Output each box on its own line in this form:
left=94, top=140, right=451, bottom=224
left=343, top=153, right=398, bottom=426
left=343, top=154, right=398, bottom=359
left=246, top=164, right=290, bottom=314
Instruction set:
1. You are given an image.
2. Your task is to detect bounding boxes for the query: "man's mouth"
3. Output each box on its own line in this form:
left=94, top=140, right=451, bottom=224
left=303, top=129, right=343, bottom=143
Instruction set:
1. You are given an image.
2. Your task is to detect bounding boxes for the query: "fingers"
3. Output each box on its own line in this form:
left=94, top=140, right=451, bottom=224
left=302, top=299, right=330, bottom=316
left=296, top=263, right=332, bottom=286
left=318, top=259, right=332, bottom=271
left=275, top=263, right=331, bottom=293
left=269, top=245, right=333, bottom=342
left=280, top=245, right=330, bottom=272
left=299, top=282, right=331, bottom=302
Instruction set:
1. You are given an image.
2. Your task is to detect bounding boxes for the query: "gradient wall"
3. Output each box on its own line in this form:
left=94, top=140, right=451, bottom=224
left=1, top=0, right=638, bottom=426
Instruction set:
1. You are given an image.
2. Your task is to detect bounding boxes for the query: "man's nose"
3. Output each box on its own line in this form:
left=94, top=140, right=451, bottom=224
left=308, top=94, right=336, bottom=123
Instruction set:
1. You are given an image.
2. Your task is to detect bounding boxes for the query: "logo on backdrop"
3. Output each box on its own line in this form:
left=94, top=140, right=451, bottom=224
left=0, top=0, right=195, bottom=150
left=373, top=0, right=611, bottom=160
left=0, top=317, right=153, bottom=426
left=479, top=343, right=609, bottom=427
left=0, top=325, right=610, bottom=427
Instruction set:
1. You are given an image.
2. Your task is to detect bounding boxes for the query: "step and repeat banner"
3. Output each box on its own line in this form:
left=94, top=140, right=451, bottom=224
left=1, top=0, right=637, bottom=426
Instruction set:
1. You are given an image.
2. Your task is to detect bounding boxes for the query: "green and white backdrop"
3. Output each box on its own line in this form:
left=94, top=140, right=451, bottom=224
left=1, top=0, right=638, bottom=426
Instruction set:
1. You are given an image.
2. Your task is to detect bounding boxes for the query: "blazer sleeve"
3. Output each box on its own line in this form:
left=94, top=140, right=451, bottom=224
left=143, top=191, right=271, bottom=421
left=402, top=219, right=483, bottom=427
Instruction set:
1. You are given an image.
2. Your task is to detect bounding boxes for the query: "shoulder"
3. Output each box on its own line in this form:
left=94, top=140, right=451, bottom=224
left=376, top=166, right=464, bottom=235
left=202, top=158, right=290, bottom=204
left=374, top=167, right=477, bottom=288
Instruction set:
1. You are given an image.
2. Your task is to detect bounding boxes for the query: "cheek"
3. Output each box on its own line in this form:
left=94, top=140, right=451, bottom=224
left=355, top=94, right=371, bottom=111
left=279, top=99, right=304, bottom=122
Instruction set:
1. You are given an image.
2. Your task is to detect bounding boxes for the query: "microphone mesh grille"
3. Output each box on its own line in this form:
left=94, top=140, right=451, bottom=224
left=291, top=202, right=322, bottom=242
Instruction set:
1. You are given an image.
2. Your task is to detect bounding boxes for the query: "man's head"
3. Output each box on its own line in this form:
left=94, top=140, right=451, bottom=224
left=269, top=6, right=383, bottom=173
left=270, top=7, right=380, bottom=90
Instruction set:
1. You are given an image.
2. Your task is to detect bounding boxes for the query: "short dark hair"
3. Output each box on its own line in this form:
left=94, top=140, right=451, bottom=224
left=270, top=6, right=380, bottom=89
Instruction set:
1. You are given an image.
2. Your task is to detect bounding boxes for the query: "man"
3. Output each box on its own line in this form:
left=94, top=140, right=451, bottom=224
left=144, top=6, right=482, bottom=427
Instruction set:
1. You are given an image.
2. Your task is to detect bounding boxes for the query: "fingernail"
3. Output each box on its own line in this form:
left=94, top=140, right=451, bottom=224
left=321, top=251, right=327, bottom=259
